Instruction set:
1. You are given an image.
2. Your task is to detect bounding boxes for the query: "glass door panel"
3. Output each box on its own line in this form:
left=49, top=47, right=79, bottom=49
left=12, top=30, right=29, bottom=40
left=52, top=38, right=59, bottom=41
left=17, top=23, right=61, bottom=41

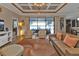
left=46, top=18, right=54, bottom=34
left=38, top=18, right=45, bottom=29
left=30, top=18, right=38, bottom=30
left=30, top=17, right=55, bottom=34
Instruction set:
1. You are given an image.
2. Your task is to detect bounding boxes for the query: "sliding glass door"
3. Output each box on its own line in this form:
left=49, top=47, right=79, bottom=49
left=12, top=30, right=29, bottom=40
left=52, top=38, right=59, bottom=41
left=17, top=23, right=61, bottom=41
left=45, top=17, right=54, bottom=34
left=38, top=18, right=45, bottom=29
left=30, top=17, right=54, bottom=34
left=30, top=18, right=37, bottom=30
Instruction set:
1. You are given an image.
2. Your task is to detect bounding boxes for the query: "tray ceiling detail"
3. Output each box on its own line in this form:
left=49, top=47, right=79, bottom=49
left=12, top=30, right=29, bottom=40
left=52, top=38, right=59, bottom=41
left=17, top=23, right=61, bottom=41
left=12, top=3, right=67, bottom=13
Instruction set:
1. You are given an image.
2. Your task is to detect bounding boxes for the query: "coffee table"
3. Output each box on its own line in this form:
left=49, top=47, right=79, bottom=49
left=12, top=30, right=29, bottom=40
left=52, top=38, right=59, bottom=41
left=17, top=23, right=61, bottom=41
left=0, top=44, right=24, bottom=56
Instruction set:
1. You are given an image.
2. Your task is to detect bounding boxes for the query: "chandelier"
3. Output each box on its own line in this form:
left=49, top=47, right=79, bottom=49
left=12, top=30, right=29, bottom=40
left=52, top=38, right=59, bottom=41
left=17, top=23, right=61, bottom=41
left=33, top=3, right=47, bottom=7
left=33, top=3, right=47, bottom=14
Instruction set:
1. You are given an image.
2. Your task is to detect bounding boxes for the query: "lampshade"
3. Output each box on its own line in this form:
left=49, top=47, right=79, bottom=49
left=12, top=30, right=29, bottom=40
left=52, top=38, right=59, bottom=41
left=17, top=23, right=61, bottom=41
left=20, top=30, right=24, bottom=36
left=33, top=3, right=47, bottom=7
left=77, top=18, right=79, bottom=21
left=18, top=21, right=24, bottom=26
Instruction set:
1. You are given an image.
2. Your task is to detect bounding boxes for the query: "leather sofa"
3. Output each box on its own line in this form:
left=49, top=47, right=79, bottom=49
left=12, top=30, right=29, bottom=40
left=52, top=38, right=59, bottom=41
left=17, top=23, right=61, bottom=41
left=49, top=33, right=79, bottom=56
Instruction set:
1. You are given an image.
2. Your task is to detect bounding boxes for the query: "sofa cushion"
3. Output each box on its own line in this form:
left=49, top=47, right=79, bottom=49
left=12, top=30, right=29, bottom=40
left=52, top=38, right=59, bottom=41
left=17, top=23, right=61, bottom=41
left=66, top=48, right=79, bottom=56
left=63, top=34, right=78, bottom=48
left=62, top=33, right=66, bottom=40
left=75, top=41, right=79, bottom=48
left=54, top=41, right=68, bottom=55
left=56, top=32, right=62, bottom=40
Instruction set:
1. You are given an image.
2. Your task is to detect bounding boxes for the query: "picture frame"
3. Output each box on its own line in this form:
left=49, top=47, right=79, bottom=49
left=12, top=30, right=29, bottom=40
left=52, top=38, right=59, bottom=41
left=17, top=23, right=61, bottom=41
left=60, top=17, right=64, bottom=30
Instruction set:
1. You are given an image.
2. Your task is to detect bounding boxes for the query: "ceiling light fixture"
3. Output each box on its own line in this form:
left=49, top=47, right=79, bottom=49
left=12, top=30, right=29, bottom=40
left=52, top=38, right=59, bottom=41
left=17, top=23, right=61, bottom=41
left=33, top=3, right=47, bottom=7
left=33, top=3, right=47, bottom=14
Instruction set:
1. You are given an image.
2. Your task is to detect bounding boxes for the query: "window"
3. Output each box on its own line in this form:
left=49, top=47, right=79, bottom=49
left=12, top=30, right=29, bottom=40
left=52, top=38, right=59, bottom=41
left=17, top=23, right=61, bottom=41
left=30, top=18, right=38, bottom=30
left=46, top=17, right=54, bottom=34
left=38, top=18, right=45, bottom=29
left=30, top=17, right=54, bottom=34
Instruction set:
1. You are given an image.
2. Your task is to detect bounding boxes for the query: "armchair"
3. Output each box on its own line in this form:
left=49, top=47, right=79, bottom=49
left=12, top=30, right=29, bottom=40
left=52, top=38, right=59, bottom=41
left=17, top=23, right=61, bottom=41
left=38, top=30, right=46, bottom=39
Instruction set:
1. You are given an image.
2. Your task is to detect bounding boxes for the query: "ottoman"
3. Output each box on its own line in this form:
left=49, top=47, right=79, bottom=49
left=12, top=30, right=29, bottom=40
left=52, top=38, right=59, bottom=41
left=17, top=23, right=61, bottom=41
left=0, top=44, right=24, bottom=56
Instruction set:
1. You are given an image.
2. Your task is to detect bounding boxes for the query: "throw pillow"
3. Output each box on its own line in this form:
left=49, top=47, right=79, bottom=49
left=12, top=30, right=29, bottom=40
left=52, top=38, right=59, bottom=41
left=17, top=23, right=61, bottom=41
left=56, top=32, right=62, bottom=40
left=63, top=34, right=78, bottom=48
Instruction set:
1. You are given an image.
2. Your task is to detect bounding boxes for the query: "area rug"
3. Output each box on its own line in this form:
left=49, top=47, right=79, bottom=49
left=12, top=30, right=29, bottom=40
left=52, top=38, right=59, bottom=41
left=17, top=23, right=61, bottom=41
left=17, top=39, right=59, bottom=56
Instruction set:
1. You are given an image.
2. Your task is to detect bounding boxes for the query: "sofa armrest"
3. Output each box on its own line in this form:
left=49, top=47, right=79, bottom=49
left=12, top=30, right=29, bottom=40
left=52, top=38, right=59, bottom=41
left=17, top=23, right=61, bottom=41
left=49, top=34, right=56, bottom=37
left=49, top=34, right=56, bottom=39
left=66, top=48, right=79, bottom=56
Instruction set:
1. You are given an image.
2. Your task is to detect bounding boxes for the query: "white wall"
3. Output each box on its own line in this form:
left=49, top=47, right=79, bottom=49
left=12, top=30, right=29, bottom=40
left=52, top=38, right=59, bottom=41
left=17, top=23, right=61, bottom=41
left=0, top=5, right=19, bottom=31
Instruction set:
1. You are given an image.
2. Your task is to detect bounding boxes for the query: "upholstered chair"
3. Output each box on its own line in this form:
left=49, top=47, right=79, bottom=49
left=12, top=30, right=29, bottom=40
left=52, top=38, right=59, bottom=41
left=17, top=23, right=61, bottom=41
left=38, top=30, right=46, bottom=39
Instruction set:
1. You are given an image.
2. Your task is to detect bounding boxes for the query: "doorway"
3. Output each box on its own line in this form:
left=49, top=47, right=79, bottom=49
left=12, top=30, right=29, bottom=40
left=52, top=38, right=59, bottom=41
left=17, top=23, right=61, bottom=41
left=66, top=19, right=71, bottom=33
left=12, top=18, right=18, bottom=38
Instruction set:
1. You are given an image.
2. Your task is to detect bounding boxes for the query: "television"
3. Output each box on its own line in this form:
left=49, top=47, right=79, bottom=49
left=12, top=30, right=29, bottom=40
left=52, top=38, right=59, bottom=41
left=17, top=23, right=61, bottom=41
left=0, top=20, right=4, bottom=31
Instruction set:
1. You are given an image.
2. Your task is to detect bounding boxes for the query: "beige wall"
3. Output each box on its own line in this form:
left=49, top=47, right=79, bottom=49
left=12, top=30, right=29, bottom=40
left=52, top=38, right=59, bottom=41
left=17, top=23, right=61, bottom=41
left=0, top=5, right=19, bottom=31
left=54, top=16, right=60, bottom=33
left=24, top=17, right=31, bottom=35
left=18, top=16, right=30, bottom=36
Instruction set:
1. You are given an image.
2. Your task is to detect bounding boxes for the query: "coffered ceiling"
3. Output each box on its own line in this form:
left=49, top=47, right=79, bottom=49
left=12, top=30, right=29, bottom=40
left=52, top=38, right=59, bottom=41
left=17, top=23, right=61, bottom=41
left=1, top=3, right=79, bottom=18
left=12, top=3, right=66, bottom=13
left=3, top=3, right=79, bottom=17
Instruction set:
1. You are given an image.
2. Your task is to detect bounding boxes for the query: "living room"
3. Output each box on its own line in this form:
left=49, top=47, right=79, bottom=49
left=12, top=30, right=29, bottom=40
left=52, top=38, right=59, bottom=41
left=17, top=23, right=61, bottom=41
left=0, top=3, right=79, bottom=56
